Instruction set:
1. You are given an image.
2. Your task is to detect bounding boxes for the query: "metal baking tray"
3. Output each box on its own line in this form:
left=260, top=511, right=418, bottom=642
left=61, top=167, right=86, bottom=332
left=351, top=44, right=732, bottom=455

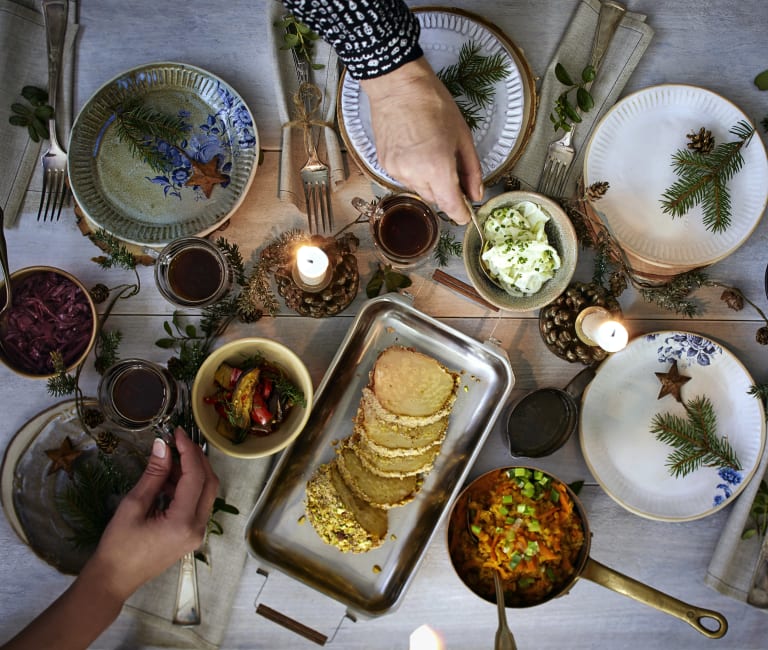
left=244, top=294, right=515, bottom=618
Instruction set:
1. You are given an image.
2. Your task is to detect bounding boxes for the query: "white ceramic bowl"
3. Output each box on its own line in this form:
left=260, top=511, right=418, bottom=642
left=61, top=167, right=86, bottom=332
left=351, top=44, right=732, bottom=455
left=191, top=337, right=313, bottom=459
left=463, top=191, right=578, bottom=312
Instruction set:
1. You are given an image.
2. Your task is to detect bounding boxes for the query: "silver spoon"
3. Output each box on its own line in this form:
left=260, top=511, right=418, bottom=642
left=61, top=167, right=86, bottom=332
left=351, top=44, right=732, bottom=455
left=493, top=570, right=518, bottom=650
left=467, top=508, right=518, bottom=650
left=0, top=207, right=12, bottom=323
left=464, top=196, right=504, bottom=290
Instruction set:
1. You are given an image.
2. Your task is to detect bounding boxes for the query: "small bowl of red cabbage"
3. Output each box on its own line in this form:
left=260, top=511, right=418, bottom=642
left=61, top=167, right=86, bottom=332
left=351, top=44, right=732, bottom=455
left=0, top=266, right=97, bottom=378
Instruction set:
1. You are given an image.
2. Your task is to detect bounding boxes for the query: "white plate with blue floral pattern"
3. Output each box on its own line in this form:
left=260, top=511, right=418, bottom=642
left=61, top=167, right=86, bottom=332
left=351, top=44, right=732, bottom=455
left=337, top=8, right=536, bottom=192
left=69, top=62, right=259, bottom=246
left=580, top=331, right=765, bottom=521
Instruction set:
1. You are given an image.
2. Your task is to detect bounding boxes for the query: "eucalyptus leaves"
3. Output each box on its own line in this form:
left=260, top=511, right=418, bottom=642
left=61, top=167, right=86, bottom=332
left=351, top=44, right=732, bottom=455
left=550, top=63, right=595, bottom=133
left=8, top=86, right=54, bottom=141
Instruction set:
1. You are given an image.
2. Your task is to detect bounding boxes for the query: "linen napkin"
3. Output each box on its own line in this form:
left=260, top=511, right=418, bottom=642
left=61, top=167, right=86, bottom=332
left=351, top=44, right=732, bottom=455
left=508, top=0, right=653, bottom=198
left=266, top=0, right=346, bottom=211
left=706, top=442, right=768, bottom=610
left=0, top=0, right=78, bottom=226
left=124, top=452, right=272, bottom=650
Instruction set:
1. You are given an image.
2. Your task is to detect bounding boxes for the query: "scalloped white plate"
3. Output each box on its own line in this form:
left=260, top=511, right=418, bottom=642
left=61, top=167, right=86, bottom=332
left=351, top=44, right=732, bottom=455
left=338, top=8, right=535, bottom=191
left=583, top=84, right=768, bottom=268
left=580, top=331, right=765, bottom=521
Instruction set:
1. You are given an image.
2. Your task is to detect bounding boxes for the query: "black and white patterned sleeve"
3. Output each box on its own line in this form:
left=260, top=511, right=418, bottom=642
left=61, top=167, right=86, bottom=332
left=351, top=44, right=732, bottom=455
left=281, top=0, right=423, bottom=80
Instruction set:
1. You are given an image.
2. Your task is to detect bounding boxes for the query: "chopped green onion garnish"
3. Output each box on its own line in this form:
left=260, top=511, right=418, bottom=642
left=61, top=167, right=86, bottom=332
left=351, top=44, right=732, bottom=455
left=550, top=488, right=560, bottom=503
left=502, top=494, right=515, bottom=505
left=518, top=577, right=535, bottom=588
left=509, top=552, right=522, bottom=569
left=471, top=524, right=482, bottom=536
left=527, top=519, right=541, bottom=532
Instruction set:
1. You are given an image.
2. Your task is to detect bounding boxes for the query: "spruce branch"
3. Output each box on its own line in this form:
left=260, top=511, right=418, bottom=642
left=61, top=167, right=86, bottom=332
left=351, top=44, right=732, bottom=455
left=650, top=395, right=742, bottom=478
left=434, top=230, right=463, bottom=267
left=111, top=96, right=188, bottom=174
left=437, top=40, right=510, bottom=131
left=660, top=120, right=754, bottom=233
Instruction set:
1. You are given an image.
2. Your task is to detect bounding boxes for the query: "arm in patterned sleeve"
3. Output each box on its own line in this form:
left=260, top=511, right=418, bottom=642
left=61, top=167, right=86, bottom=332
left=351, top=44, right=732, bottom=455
left=281, top=0, right=423, bottom=80
left=281, top=0, right=482, bottom=224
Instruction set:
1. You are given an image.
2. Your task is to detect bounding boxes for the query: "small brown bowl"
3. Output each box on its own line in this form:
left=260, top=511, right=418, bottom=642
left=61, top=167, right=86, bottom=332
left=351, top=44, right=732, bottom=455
left=463, top=191, right=578, bottom=312
left=0, top=266, right=98, bottom=379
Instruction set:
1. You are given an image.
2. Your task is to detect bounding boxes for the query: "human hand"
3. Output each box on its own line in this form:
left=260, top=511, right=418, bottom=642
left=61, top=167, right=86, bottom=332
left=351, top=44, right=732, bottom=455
left=360, top=57, right=484, bottom=225
left=78, top=427, right=219, bottom=602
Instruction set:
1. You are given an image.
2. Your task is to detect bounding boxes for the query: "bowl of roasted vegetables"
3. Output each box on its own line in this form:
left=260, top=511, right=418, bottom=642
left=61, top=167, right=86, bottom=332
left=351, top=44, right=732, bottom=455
left=191, top=338, right=313, bottom=458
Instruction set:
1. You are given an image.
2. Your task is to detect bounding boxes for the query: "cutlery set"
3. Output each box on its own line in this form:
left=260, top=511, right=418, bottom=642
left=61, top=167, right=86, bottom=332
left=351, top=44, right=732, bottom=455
left=37, top=0, right=69, bottom=222
left=537, top=0, right=626, bottom=198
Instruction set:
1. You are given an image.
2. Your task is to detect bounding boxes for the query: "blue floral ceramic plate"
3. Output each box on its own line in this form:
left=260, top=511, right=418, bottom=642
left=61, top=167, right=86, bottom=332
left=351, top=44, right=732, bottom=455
left=580, top=331, right=765, bottom=521
left=69, top=62, right=259, bottom=246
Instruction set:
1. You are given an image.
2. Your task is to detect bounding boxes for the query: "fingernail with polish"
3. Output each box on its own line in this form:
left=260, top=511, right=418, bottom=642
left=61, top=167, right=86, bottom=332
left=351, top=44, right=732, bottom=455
left=152, top=437, right=167, bottom=459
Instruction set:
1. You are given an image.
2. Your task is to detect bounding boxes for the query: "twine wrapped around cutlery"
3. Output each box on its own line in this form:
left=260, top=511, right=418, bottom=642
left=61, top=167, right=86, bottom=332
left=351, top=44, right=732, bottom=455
left=285, top=82, right=336, bottom=143
left=267, top=0, right=345, bottom=212
left=507, top=0, right=653, bottom=199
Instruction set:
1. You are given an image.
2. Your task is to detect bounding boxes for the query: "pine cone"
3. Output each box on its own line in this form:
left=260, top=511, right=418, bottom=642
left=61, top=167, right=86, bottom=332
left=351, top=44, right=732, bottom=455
left=608, top=271, right=628, bottom=297
left=503, top=173, right=522, bottom=191
left=238, top=306, right=263, bottom=323
left=687, top=127, right=715, bottom=154
left=585, top=181, right=610, bottom=201
left=756, top=326, right=768, bottom=345
left=720, top=288, right=744, bottom=311
left=82, top=407, right=105, bottom=428
left=96, top=431, right=120, bottom=454
left=89, top=283, right=110, bottom=304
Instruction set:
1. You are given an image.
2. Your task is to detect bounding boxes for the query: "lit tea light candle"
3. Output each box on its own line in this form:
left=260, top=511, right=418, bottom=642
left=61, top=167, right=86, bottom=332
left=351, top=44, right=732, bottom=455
left=409, top=625, right=444, bottom=650
left=575, top=306, right=628, bottom=353
left=295, top=245, right=330, bottom=287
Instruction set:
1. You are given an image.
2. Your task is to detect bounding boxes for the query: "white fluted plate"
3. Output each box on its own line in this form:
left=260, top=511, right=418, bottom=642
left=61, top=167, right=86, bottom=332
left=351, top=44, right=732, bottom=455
left=338, top=8, right=535, bottom=191
left=580, top=331, right=765, bottom=521
left=584, top=84, right=768, bottom=268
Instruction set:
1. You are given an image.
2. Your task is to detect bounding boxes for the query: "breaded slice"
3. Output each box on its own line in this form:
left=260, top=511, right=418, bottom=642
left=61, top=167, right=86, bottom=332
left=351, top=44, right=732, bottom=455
left=356, top=397, right=448, bottom=456
left=336, top=440, right=422, bottom=509
left=370, top=346, right=460, bottom=422
left=351, top=432, right=441, bottom=478
left=305, top=461, right=386, bottom=553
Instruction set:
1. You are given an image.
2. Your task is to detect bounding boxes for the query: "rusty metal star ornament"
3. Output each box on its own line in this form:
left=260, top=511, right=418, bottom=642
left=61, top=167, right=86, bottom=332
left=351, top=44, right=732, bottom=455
left=655, top=360, right=692, bottom=403
left=44, top=436, right=83, bottom=476
left=184, top=154, right=229, bottom=198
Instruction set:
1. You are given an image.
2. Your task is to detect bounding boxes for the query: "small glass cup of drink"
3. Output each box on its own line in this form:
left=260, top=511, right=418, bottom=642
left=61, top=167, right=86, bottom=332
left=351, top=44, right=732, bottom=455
left=98, top=359, right=178, bottom=431
left=369, top=192, right=440, bottom=269
left=154, top=237, right=232, bottom=308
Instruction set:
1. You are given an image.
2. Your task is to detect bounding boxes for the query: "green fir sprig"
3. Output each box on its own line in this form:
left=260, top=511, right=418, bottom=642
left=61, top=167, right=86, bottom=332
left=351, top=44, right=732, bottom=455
left=111, top=96, right=188, bottom=174
left=437, top=41, right=510, bottom=131
left=550, top=63, right=595, bottom=133
left=434, top=230, right=463, bottom=267
left=660, top=120, right=755, bottom=233
left=743, top=481, right=768, bottom=540
left=650, top=395, right=742, bottom=479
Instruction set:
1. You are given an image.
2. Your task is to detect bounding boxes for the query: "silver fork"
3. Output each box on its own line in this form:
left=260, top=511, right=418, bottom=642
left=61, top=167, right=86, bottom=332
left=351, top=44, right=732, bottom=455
left=37, top=0, right=69, bottom=222
left=290, top=47, right=333, bottom=234
left=172, top=385, right=206, bottom=627
left=537, top=0, right=626, bottom=198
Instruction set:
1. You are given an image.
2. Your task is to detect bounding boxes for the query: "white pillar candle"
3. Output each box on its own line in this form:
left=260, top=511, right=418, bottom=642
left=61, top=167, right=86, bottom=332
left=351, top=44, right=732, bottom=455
left=295, top=245, right=329, bottom=286
left=409, top=625, right=444, bottom=650
left=577, top=306, right=629, bottom=353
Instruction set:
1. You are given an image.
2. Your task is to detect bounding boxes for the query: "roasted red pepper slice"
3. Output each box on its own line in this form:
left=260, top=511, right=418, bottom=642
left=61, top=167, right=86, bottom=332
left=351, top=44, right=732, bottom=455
left=250, top=392, right=273, bottom=427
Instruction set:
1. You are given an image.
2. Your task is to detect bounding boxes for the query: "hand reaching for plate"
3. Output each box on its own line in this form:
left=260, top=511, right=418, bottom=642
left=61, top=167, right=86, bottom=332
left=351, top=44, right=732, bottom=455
left=361, top=57, right=484, bottom=225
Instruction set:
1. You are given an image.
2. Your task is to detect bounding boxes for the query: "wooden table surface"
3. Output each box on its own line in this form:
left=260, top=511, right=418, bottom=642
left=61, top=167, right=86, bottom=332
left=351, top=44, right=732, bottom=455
left=1, top=1, right=767, bottom=648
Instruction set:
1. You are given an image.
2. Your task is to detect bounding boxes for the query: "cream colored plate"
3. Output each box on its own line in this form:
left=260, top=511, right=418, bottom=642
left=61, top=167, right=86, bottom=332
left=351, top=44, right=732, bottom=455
left=338, top=8, right=535, bottom=191
left=583, top=84, right=768, bottom=268
left=69, top=62, right=259, bottom=246
left=0, top=400, right=149, bottom=574
left=580, top=332, right=765, bottom=521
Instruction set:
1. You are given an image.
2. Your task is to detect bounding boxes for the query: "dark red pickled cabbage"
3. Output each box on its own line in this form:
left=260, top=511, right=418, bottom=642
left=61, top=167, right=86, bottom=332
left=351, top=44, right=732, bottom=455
left=1, top=271, right=94, bottom=375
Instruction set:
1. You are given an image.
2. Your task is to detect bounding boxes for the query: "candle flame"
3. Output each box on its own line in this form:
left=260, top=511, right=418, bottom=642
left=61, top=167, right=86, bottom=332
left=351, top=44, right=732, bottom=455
left=409, top=625, right=444, bottom=650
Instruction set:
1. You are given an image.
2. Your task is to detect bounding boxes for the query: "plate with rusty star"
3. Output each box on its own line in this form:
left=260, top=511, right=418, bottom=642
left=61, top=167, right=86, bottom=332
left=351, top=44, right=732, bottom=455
left=0, top=399, right=150, bottom=575
left=69, top=62, right=259, bottom=246
left=579, top=331, right=765, bottom=521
